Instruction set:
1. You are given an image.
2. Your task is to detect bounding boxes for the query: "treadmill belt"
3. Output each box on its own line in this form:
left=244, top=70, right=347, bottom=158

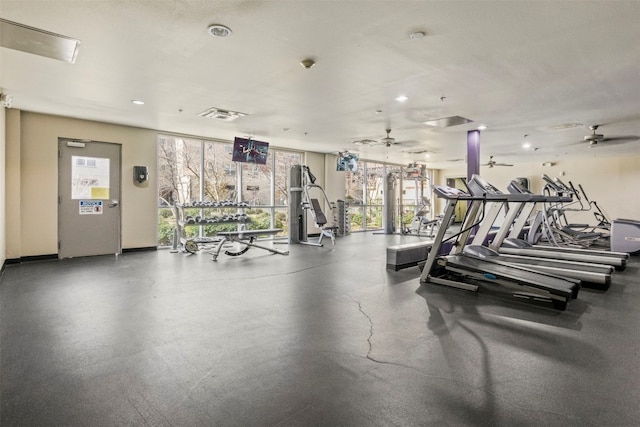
left=443, top=255, right=580, bottom=299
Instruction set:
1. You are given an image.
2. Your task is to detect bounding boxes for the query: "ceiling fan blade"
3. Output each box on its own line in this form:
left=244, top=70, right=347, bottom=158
left=589, top=135, right=639, bottom=147
left=602, top=136, right=639, bottom=143
left=494, top=162, right=514, bottom=167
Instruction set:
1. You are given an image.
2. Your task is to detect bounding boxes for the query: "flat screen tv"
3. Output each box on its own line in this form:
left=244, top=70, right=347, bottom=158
left=337, top=152, right=358, bottom=172
left=232, top=137, right=269, bottom=164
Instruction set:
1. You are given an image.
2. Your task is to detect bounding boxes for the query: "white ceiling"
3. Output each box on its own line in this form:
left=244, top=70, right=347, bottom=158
left=1, top=0, right=639, bottom=168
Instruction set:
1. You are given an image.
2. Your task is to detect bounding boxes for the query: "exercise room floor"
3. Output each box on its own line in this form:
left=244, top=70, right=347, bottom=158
left=1, top=232, right=639, bottom=426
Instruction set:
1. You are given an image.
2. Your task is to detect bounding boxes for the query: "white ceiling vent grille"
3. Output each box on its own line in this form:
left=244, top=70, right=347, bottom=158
left=198, top=107, right=247, bottom=122
left=424, top=116, right=473, bottom=127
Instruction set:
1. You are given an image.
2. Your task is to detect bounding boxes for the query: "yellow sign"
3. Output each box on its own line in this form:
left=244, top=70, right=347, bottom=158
left=91, top=187, right=110, bottom=199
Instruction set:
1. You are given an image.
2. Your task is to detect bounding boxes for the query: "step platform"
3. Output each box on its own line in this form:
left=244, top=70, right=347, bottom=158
left=386, top=241, right=433, bottom=271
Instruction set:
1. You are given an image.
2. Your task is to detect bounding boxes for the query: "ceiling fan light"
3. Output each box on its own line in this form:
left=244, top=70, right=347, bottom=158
left=584, top=134, right=603, bottom=142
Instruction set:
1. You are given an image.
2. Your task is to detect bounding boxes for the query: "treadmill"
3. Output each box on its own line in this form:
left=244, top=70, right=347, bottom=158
left=464, top=175, right=614, bottom=289
left=419, top=184, right=580, bottom=311
left=503, top=179, right=628, bottom=271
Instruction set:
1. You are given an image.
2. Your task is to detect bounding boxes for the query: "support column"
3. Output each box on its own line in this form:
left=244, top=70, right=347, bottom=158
left=467, top=130, right=481, bottom=182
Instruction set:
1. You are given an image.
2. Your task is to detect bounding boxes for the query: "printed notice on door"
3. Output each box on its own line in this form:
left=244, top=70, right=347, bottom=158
left=71, top=156, right=110, bottom=199
left=79, top=200, right=103, bottom=215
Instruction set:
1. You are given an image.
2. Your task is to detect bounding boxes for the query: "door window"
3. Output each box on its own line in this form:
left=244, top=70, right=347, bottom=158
left=71, top=155, right=110, bottom=199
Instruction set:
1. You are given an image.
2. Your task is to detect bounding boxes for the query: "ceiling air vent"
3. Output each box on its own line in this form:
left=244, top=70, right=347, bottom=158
left=198, top=107, right=247, bottom=122
left=0, top=18, right=81, bottom=63
left=424, top=116, right=473, bottom=127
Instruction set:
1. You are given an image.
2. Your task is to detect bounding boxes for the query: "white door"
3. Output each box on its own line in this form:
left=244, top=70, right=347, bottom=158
left=58, top=139, right=121, bottom=258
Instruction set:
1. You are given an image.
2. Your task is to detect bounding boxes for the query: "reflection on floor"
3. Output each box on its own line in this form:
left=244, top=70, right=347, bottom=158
left=1, top=232, right=639, bottom=426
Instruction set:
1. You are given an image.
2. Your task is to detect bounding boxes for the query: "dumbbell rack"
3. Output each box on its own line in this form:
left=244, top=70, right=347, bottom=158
left=336, top=199, right=350, bottom=237
left=173, top=200, right=251, bottom=254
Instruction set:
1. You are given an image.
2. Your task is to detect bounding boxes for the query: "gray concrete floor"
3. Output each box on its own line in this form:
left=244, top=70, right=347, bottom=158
left=1, top=232, right=639, bottom=426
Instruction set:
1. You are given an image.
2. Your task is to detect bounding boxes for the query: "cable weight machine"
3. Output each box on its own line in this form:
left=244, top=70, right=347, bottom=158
left=288, top=165, right=337, bottom=246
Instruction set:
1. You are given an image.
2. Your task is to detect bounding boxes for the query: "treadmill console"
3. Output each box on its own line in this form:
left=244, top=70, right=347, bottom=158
left=507, top=179, right=532, bottom=195
left=467, top=174, right=503, bottom=196
left=432, top=185, right=469, bottom=199
left=542, top=174, right=564, bottom=192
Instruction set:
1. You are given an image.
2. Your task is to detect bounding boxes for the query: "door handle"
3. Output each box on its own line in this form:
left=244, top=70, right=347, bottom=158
left=108, top=200, right=119, bottom=208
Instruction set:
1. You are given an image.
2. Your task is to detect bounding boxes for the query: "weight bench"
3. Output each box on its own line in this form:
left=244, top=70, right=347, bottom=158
left=211, top=228, right=289, bottom=260
left=307, top=198, right=336, bottom=246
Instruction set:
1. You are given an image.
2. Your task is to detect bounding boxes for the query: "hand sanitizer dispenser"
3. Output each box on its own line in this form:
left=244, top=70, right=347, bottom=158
left=134, top=166, right=148, bottom=183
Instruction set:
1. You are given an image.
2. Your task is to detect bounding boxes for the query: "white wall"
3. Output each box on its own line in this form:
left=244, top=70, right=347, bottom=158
left=436, top=155, right=640, bottom=225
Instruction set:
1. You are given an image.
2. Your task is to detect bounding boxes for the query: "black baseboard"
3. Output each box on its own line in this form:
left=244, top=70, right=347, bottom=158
left=7, top=254, right=58, bottom=264
left=122, top=246, right=157, bottom=253
left=2, top=248, right=157, bottom=267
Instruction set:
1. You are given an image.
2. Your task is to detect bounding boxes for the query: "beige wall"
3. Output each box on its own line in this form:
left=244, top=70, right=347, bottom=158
left=0, top=107, right=5, bottom=265
left=5, top=109, right=21, bottom=260
left=436, top=155, right=640, bottom=225
left=12, top=112, right=158, bottom=257
left=6, top=110, right=638, bottom=259
left=323, top=153, right=344, bottom=205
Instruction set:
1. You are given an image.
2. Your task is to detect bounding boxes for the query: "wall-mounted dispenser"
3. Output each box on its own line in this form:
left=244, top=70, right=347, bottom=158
left=134, top=166, right=148, bottom=183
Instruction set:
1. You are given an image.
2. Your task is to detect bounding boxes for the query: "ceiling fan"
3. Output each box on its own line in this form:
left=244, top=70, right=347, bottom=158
left=381, top=128, right=397, bottom=147
left=482, top=156, right=513, bottom=168
left=351, top=128, right=419, bottom=148
left=583, top=125, right=639, bottom=146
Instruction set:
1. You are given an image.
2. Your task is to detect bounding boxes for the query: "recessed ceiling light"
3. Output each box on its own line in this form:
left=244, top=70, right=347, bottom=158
left=395, top=95, right=408, bottom=102
left=207, top=24, right=232, bottom=38
left=522, top=142, right=531, bottom=149
left=131, top=99, right=144, bottom=105
left=409, top=31, right=426, bottom=40
left=477, top=124, right=487, bottom=130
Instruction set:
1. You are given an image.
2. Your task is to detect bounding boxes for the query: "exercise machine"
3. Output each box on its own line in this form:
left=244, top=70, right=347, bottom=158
left=288, top=165, right=337, bottom=246
left=503, top=178, right=628, bottom=270
left=465, top=175, right=614, bottom=288
left=539, top=175, right=606, bottom=247
left=611, top=219, right=640, bottom=253
left=211, top=229, right=289, bottom=260
left=419, top=183, right=580, bottom=310
left=405, top=196, right=440, bottom=237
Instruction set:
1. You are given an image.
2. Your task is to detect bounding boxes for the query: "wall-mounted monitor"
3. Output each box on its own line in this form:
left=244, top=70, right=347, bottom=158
left=337, top=152, right=358, bottom=172
left=405, top=162, right=425, bottom=179
left=232, top=137, right=269, bottom=164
